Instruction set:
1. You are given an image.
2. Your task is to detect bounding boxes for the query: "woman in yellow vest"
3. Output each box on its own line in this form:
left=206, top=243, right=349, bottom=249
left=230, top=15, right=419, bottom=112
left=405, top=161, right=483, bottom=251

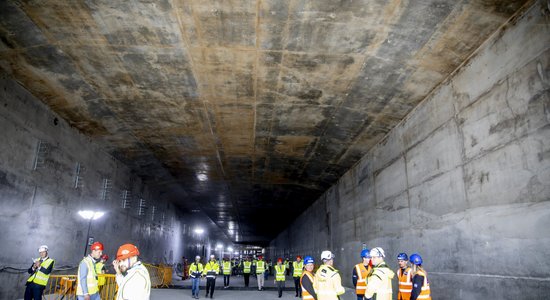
left=409, top=254, right=431, bottom=300
left=397, top=253, right=412, bottom=300
left=274, top=258, right=286, bottom=298
left=222, top=257, right=232, bottom=288
left=300, top=256, right=317, bottom=300
left=353, top=249, right=371, bottom=300
left=25, top=245, right=55, bottom=300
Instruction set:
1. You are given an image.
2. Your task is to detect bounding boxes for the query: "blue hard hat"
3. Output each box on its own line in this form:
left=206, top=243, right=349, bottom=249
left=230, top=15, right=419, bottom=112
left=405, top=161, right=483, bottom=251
left=304, top=256, right=314, bottom=265
left=361, top=249, right=371, bottom=258
left=397, top=253, right=408, bottom=261
left=410, top=253, right=423, bottom=265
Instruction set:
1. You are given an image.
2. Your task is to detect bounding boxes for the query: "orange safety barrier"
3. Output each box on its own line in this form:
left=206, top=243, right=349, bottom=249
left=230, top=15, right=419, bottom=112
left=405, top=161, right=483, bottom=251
left=144, top=263, right=172, bottom=288
left=43, top=274, right=117, bottom=300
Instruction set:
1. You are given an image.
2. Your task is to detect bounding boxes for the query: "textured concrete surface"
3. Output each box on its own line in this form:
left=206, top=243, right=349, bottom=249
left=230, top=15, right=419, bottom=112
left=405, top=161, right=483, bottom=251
left=268, top=2, right=550, bottom=299
left=0, top=77, right=231, bottom=300
left=0, top=0, right=531, bottom=244
left=151, top=288, right=357, bottom=300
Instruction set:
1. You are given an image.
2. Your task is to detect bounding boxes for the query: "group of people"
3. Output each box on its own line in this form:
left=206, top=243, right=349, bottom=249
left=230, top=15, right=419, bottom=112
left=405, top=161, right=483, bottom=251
left=351, top=248, right=431, bottom=300
left=24, top=242, right=152, bottom=300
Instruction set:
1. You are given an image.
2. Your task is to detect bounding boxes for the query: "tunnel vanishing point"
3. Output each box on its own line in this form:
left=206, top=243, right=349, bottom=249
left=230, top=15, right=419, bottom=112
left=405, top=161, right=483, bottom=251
left=0, top=0, right=549, bottom=299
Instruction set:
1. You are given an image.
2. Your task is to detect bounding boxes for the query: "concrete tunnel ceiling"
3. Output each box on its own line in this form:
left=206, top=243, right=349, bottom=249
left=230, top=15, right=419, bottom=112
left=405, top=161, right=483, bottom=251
left=0, top=0, right=530, bottom=245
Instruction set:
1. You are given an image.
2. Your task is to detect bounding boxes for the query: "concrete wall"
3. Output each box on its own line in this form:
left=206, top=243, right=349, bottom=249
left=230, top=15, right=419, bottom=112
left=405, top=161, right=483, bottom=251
left=0, top=76, right=196, bottom=299
left=269, top=2, right=550, bottom=299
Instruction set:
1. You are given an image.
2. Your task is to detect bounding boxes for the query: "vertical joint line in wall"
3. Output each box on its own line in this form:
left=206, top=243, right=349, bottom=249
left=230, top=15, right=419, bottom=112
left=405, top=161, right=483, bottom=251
left=453, top=112, right=471, bottom=207
left=403, top=153, right=412, bottom=225
left=30, top=186, right=37, bottom=214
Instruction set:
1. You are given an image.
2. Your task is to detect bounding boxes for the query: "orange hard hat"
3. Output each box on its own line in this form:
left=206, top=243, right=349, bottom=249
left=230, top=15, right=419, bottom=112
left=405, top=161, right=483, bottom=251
left=116, top=244, right=140, bottom=260
left=90, top=242, right=104, bottom=251
left=296, top=256, right=302, bottom=259
left=277, top=258, right=283, bottom=263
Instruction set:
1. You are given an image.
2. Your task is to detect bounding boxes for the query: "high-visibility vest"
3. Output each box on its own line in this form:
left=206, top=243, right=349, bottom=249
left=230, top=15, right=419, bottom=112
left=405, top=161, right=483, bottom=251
left=314, top=264, right=345, bottom=299
left=367, top=265, right=393, bottom=300
left=300, top=271, right=315, bottom=300
left=203, top=261, right=220, bottom=278
left=189, top=262, right=203, bottom=278
left=115, top=262, right=151, bottom=300
left=275, top=265, right=286, bottom=281
left=243, top=261, right=252, bottom=273
left=77, top=256, right=99, bottom=295
left=27, top=257, right=54, bottom=286
left=293, top=261, right=304, bottom=277
left=397, top=267, right=412, bottom=300
left=256, top=261, right=266, bottom=274
left=415, top=270, right=431, bottom=300
left=96, top=262, right=106, bottom=286
left=223, top=261, right=232, bottom=275
left=354, top=263, right=369, bottom=295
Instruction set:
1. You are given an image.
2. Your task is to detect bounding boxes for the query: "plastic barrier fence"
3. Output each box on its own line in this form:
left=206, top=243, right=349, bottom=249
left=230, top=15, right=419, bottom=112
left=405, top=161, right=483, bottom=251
left=42, top=274, right=117, bottom=300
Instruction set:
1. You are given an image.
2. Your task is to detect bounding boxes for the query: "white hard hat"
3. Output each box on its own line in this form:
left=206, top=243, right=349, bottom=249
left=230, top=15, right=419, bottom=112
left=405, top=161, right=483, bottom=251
left=320, top=250, right=335, bottom=260
left=370, top=247, right=385, bottom=258
left=38, top=245, right=49, bottom=252
left=210, top=254, right=215, bottom=258
left=195, top=255, right=201, bottom=260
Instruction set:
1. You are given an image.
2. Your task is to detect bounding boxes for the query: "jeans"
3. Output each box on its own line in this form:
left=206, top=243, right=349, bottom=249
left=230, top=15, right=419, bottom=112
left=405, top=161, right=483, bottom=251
left=77, top=293, right=100, bottom=300
left=257, top=273, right=265, bottom=290
left=276, top=280, right=285, bottom=297
left=294, top=276, right=301, bottom=296
left=191, top=277, right=200, bottom=296
left=224, top=275, right=230, bottom=286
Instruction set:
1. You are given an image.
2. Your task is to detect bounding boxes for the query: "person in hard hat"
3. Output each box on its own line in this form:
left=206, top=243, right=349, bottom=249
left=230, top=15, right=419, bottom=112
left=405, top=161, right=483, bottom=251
left=409, top=254, right=431, bottom=300
left=397, top=253, right=413, bottom=300
left=189, top=256, right=203, bottom=299
left=77, top=242, right=104, bottom=300
left=293, top=255, right=304, bottom=297
left=24, top=245, right=55, bottom=300
left=96, top=254, right=109, bottom=293
left=353, top=249, right=372, bottom=300
left=285, top=258, right=291, bottom=276
left=242, top=256, right=252, bottom=287
left=112, top=243, right=151, bottom=300
left=222, top=256, right=232, bottom=289
left=364, top=247, right=395, bottom=300
left=203, top=254, right=220, bottom=298
left=300, top=256, right=317, bottom=300
left=313, top=250, right=345, bottom=300
left=274, top=258, right=286, bottom=298
left=255, top=255, right=266, bottom=291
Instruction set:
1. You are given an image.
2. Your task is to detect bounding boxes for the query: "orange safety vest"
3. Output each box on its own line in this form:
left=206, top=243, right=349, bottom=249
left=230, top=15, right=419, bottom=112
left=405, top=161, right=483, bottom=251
left=415, top=270, right=431, bottom=300
left=397, top=267, right=412, bottom=300
left=300, top=271, right=315, bottom=300
left=354, top=263, right=369, bottom=295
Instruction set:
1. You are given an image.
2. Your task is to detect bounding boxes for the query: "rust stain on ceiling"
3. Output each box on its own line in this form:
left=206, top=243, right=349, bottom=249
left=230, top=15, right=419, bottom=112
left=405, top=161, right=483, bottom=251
left=0, top=0, right=529, bottom=245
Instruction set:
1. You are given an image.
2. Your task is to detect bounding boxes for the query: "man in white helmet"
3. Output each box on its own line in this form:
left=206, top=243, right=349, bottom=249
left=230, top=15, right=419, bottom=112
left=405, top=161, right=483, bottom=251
left=313, top=250, right=345, bottom=300
left=365, top=247, right=395, bottom=300
left=25, top=245, right=55, bottom=300
left=189, top=255, right=204, bottom=299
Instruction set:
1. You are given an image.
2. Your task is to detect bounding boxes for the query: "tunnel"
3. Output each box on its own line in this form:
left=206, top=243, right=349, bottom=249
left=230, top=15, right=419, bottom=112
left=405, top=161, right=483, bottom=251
left=0, top=0, right=549, bottom=299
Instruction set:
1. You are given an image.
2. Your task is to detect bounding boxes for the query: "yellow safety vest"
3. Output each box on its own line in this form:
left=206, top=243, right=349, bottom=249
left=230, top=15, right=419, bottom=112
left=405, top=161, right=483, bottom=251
left=189, top=262, right=204, bottom=278
left=27, top=257, right=54, bottom=286
left=243, top=261, right=252, bottom=273
left=223, top=261, right=231, bottom=275
left=275, top=265, right=286, bottom=281
left=77, top=256, right=99, bottom=295
left=293, top=261, right=304, bottom=277
left=95, top=262, right=106, bottom=286
left=256, top=261, right=266, bottom=273
left=203, top=261, right=220, bottom=278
